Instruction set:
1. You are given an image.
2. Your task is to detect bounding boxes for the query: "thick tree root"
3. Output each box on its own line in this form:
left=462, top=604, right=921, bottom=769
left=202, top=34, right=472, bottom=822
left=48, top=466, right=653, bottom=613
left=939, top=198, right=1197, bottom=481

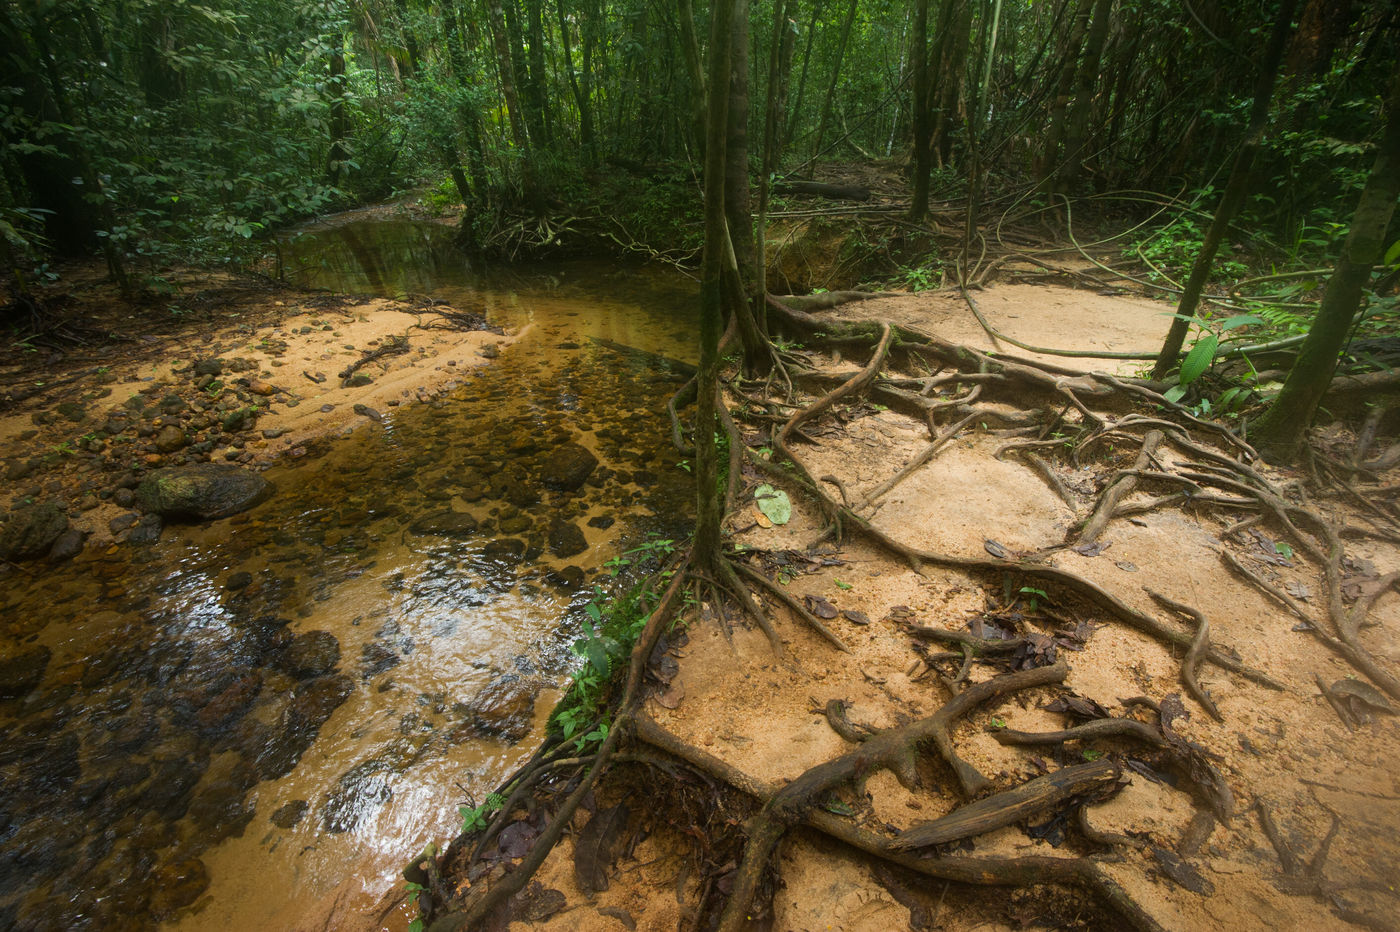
left=634, top=711, right=1168, bottom=932
left=710, top=661, right=1069, bottom=932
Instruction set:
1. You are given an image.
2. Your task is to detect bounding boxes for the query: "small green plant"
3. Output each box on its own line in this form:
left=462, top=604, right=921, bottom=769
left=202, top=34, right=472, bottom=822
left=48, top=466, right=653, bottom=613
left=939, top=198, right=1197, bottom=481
left=897, top=264, right=942, bottom=292
left=1018, top=586, right=1049, bottom=612
left=459, top=791, right=505, bottom=833
left=834, top=579, right=853, bottom=590
left=1160, top=313, right=1263, bottom=405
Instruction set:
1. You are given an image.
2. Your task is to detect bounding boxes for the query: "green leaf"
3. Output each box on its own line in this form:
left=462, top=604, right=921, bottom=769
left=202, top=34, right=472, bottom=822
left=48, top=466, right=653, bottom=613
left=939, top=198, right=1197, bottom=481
left=1385, top=239, right=1400, bottom=267
left=1164, top=384, right=1188, bottom=403
left=1178, top=333, right=1219, bottom=386
left=754, top=483, right=792, bottom=525
left=834, top=579, right=852, bottom=590
left=1276, top=542, right=1294, bottom=560
left=1219, top=314, right=1264, bottom=331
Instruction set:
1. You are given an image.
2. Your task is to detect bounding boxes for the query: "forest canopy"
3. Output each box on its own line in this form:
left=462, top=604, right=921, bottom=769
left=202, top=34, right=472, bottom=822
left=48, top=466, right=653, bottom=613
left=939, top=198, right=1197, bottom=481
left=0, top=0, right=1393, bottom=277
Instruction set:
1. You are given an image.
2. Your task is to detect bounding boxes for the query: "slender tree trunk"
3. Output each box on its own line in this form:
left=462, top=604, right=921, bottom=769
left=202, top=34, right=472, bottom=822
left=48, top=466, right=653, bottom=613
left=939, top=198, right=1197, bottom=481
left=1251, top=65, right=1400, bottom=463
left=695, top=0, right=738, bottom=573
left=525, top=0, right=553, bottom=145
left=908, top=0, right=933, bottom=221
left=557, top=0, right=596, bottom=163
left=785, top=0, right=825, bottom=145
left=758, top=0, right=796, bottom=318
left=1037, top=0, right=1089, bottom=181
left=677, top=0, right=707, bottom=155
left=443, top=3, right=488, bottom=206
left=488, top=0, right=530, bottom=151
left=1054, top=0, right=1113, bottom=189
left=931, top=0, right=971, bottom=167
left=960, top=0, right=1000, bottom=276
left=1150, top=0, right=1298, bottom=380
left=327, top=31, right=350, bottom=185
left=811, top=0, right=859, bottom=164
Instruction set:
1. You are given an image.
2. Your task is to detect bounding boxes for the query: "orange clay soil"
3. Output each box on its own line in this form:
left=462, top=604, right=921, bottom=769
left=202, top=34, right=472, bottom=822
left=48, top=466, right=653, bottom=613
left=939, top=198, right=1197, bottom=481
left=399, top=284, right=1400, bottom=932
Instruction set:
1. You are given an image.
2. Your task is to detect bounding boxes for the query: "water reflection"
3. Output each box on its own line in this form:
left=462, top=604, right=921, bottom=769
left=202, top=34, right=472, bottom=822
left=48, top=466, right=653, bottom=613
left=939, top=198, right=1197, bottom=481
left=0, top=221, right=696, bottom=931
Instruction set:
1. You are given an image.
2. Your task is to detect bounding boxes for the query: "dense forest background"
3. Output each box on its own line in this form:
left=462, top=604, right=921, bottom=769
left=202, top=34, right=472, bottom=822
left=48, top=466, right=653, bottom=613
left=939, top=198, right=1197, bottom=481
left=1, top=0, right=1393, bottom=281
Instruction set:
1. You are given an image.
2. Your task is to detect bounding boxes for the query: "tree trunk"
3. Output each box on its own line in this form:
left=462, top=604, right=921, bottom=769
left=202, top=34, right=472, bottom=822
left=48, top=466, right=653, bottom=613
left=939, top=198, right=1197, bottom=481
left=811, top=0, right=860, bottom=164
left=1150, top=0, right=1298, bottom=380
left=327, top=32, right=350, bottom=185
left=1054, top=0, right=1113, bottom=189
left=931, top=0, right=971, bottom=167
left=677, top=0, right=707, bottom=156
left=1250, top=66, right=1400, bottom=463
left=443, top=2, right=489, bottom=206
left=908, top=0, right=933, bottom=221
left=557, top=0, right=596, bottom=163
left=525, top=0, right=553, bottom=145
left=785, top=0, right=825, bottom=146
left=758, top=0, right=797, bottom=313
left=695, top=0, right=739, bottom=573
left=1036, top=0, right=1088, bottom=181
left=488, top=0, right=531, bottom=152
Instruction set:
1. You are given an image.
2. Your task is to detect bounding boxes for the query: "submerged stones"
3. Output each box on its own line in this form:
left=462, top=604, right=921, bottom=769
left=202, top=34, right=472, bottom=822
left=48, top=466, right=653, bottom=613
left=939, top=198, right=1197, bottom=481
left=136, top=464, right=272, bottom=521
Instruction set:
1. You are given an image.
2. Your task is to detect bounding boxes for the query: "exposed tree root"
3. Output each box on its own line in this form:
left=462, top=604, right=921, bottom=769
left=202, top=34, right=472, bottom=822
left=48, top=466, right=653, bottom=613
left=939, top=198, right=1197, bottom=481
left=633, top=711, right=1168, bottom=932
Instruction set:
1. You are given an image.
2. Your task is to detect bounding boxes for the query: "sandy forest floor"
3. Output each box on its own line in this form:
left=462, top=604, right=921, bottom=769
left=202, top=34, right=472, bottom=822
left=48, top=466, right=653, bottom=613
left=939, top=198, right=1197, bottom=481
left=3, top=262, right=1399, bottom=932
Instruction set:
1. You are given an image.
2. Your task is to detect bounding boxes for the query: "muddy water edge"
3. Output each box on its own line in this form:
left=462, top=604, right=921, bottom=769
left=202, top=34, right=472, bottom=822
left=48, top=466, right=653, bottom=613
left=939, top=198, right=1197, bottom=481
left=0, top=220, right=697, bottom=930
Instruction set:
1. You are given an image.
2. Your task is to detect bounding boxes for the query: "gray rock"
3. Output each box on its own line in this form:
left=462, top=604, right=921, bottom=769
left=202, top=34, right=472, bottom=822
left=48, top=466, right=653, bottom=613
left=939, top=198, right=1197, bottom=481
left=0, top=503, right=68, bottom=561
left=409, top=510, right=478, bottom=538
left=548, top=519, right=587, bottom=558
left=0, top=645, right=51, bottom=699
left=538, top=442, right=598, bottom=491
left=136, top=465, right=272, bottom=521
left=193, top=358, right=224, bottom=377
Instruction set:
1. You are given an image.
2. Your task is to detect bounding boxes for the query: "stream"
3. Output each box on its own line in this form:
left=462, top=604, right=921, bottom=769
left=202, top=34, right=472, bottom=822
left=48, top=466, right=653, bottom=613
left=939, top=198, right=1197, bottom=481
left=0, top=219, right=697, bottom=930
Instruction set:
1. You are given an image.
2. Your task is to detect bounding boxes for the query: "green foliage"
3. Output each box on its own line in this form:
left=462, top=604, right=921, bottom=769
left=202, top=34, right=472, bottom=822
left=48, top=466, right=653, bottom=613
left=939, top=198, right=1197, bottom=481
left=459, top=791, right=506, bottom=833
left=548, top=543, right=676, bottom=753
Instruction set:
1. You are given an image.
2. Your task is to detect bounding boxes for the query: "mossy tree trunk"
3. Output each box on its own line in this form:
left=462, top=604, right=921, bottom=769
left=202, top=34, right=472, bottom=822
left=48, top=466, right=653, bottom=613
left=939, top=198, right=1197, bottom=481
left=1250, top=65, right=1400, bottom=463
left=694, top=0, right=739, bottom=574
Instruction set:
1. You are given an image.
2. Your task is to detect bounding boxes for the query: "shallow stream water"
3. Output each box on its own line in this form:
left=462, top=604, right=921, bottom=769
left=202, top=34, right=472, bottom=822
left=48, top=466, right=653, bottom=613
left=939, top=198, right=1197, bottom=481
left=0, top=220, right=697, bottom=930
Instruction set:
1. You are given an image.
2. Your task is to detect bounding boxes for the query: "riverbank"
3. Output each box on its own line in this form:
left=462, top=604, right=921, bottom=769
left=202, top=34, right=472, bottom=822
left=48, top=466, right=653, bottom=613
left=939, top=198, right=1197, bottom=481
left=1, top=265, right=512, bottom=555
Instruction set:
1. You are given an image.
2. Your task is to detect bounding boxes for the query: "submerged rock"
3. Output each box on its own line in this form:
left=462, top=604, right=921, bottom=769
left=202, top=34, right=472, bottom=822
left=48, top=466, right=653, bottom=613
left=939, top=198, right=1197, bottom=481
left=538, top=442, right=598, bottom=491
left=409, top=510, right=479, bottom=537
left=149, top=857, right=209, bottom=919
left=136, top=465, right=272, bottom=521
left=0, top=503, right=68, bottom=561
left=548, top=519, right=587, bottom=558
left=453, top=675, right=537, bottom=742
left=0, top=645, right=51, bottom=699
left=256, top=673, right=354, bottom=780
left=280, top=631, right=341, bottom=680
left=270, top=799, right=308, bottom=828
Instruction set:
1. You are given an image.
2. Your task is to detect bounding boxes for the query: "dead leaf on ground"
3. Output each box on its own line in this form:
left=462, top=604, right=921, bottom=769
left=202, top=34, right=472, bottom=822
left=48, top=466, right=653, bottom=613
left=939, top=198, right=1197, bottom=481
left=804, top=594, right=839, bottom=619
left=1073, top=540, right=1112, bottom=557
left=654, top=679, right=685, bottom=710
left=574, top=803, right=630, bottom=895
left=841, top=609, right=871, bottom=626
left=984, top=539, right=1009, bottom=559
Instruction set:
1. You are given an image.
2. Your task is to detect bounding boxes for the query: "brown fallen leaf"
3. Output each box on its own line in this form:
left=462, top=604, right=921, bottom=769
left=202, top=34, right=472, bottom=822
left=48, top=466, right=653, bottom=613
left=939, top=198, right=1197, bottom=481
left=654, top=679, right=685, bottom=710
left=804, top=594, right=839, bottom=619
left=752, top=506, right=773, bottom=529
